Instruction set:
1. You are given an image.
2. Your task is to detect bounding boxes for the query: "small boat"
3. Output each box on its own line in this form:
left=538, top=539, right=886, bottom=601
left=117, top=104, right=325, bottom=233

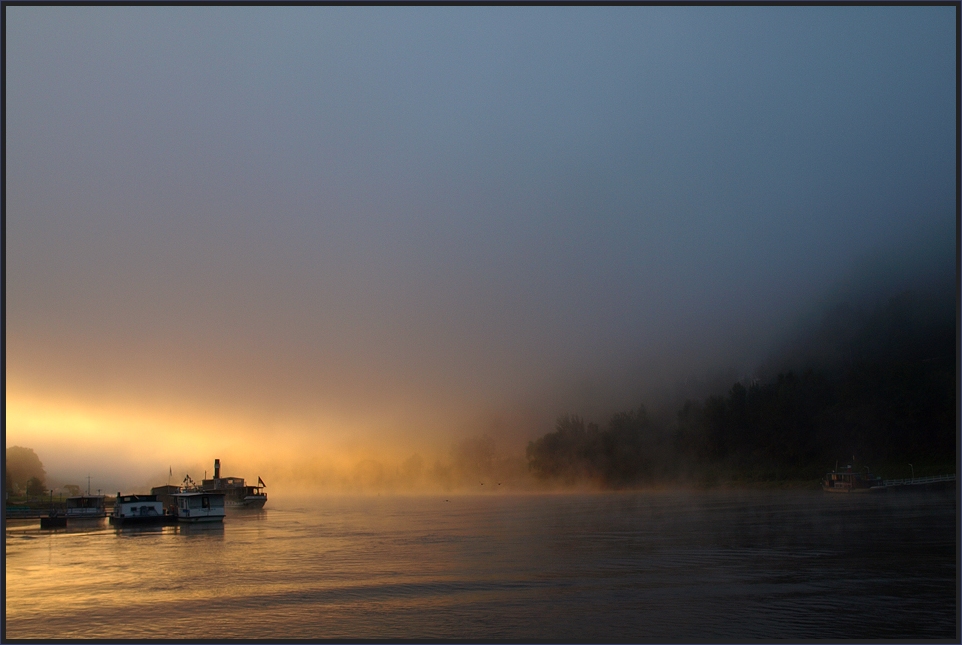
left=110, top=493, right=174, bottom=526
left=200, top=459, right=267, bottom=509
left=65, top=494, right=107, bottom=519
left=822, top=464, right=884, bottom=493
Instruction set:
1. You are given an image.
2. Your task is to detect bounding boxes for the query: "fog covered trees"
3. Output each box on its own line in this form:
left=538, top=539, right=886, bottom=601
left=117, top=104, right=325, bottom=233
left=25, top=477, right=47, bottom=497
left=5, top=446, right=46, bottom=494
left=526, top=289, right=956, bottom=487
left=527, top=408, right=669, bottom=488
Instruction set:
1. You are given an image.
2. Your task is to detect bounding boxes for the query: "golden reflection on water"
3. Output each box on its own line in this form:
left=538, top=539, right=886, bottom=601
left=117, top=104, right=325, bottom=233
left=5, top=491, right=957, bottom=640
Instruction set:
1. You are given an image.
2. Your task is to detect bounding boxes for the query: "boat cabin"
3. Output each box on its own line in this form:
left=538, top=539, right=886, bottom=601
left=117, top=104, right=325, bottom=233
left=64, top=495, right=106, bottom=518
left=171, top=491, right=226, bottom=523
left=110, top=493, right=169, bottom=525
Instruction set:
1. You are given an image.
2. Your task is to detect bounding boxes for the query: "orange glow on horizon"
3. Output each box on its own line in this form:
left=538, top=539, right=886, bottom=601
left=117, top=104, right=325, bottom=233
left=4, top=383, right=505, bottom=493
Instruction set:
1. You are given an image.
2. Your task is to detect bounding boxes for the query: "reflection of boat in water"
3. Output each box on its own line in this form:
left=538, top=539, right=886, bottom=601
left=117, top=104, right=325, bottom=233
left=65, top=495, right=107, bottom=519
left=110, top=493, right=175, bottom=526
left=200, top=459, right=267, bottom=509
left=822, top=464, right=883, bottom=492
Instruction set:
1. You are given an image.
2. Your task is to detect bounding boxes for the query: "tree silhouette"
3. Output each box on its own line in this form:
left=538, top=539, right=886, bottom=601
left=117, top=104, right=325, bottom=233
left=25, top=477, right=46, bottom=497
left=6, top=446, right=46, bottom=491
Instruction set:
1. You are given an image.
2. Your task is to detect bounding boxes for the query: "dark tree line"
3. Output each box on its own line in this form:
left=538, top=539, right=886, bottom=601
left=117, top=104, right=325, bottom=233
left=526, top=408, right=674, bottom=488
left=527, top=290, right=956, bottom=487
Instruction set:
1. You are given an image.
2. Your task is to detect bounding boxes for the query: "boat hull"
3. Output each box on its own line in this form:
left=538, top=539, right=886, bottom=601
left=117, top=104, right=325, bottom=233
left=40, top=516, right=67, bottom=529
left=68, top=515, right=108, bottom=525
left=176, top=515, right=224, bottom=523
left=65, top=510, right=107, bottom=519
left=822, top=485, right=884, bottom=493
left=227, top=495, right=267, bottom=509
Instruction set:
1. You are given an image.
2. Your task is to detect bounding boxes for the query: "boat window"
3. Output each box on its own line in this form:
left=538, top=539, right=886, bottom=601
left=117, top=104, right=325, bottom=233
left=202, top=497, right=210, bottom=509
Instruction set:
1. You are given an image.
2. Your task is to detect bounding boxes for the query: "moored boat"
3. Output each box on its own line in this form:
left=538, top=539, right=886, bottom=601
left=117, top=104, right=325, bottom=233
left=822, top=464, right=884, bottom=493
left=65, top=494, right=107, bottom=519
left=200, top=459, right=267, bottom=509
left=171, top=489, right=226, bottom=523
left=110, top=493, right=174, bottom=526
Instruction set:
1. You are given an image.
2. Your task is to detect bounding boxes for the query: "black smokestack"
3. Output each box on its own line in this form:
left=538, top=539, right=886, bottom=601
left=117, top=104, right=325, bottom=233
left=214, top=459, right=220, bottom=479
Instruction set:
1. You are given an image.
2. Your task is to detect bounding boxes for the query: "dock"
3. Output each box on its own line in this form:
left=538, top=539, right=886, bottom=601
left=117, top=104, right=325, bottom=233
left=5, top=506, right=45, bottom=519
left=876, top=473, right=956, bottom=490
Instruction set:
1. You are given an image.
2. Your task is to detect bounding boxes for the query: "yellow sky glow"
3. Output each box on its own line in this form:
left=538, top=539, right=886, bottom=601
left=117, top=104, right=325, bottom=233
left=5, top=383, right=468, bottom=493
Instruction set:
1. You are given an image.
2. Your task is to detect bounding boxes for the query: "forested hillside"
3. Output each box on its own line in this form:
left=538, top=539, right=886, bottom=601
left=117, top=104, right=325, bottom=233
left=527, top=290, right=956, bottom=487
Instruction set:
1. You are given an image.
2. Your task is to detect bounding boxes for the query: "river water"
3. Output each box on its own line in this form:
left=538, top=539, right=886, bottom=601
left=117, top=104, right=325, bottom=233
left=4, top=489, right=956, bottom=640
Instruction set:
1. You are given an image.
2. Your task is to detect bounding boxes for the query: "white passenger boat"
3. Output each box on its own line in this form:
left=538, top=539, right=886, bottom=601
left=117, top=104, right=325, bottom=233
left=171, top=490, right=226, bottom=523
left=110, top=493, right=174, bottom=526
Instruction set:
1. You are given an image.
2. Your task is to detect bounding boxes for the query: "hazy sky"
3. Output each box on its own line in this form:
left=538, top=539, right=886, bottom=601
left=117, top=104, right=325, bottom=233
left=5, top=6, right=955, bottom=491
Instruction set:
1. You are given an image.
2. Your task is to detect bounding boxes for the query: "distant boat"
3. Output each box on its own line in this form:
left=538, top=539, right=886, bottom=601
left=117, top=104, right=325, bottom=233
left=200, top=459, right=267, bottom=509
left=65, top=495, right=107, bottom=519
left=822, top=464, right=883, bottom=493
left=823, top=464, right=956, bottom=493
left=110, top=493, right=174, bottom=526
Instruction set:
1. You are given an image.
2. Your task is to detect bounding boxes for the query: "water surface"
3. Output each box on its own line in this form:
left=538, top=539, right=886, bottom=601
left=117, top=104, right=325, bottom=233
left=5, top=489, right=956, bottom=640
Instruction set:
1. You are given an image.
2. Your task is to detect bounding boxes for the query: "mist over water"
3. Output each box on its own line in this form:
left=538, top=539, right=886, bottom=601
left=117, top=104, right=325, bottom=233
left=5, top=6, right=956, bottom=493
left=4, top=11, right=956, bottom=640
left=5, top=490, right=955, bottom=640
